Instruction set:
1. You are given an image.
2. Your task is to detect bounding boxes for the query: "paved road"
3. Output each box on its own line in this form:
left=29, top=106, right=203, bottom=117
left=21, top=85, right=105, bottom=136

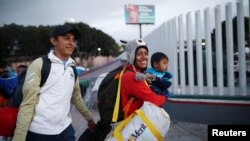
left=0, top=107, right=208, bottom=141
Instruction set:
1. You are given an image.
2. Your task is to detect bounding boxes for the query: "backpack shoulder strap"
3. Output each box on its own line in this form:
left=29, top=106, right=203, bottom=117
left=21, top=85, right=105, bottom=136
left=71, top=66, right=77, bottom=82
left=40, top=55, right=51, bottom=87
left=112, top=65, right=128, bottom=123
left=41, top=55, right=77, bottom=85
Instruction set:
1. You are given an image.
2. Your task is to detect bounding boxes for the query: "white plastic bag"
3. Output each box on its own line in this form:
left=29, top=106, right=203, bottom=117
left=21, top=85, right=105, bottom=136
left=106, top=101, right=170, bottom=141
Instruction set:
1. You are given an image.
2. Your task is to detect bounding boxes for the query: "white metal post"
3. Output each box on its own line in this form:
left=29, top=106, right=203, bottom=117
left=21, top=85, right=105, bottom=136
left=166, top=21, right=174, bottom=94
left=172, top=17, right=179, bottom=94
left=215, top=5, right=224, bottom=95
left=225, top=3, right=235, bottom=95
left=237, top=0, right=246, bottom=95
left=186, top=12, right=195, bottom=94
left=204, top=8, right=214, bottom=95
left=195, top=10, right=204, bottom=95
left=178, top=15, right=186, bottom=94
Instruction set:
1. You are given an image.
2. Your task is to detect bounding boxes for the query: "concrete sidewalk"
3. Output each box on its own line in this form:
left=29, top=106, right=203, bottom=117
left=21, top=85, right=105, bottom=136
left=165, top=120, right=207, bottom=141
left=72, top=108, right=208, bottom=141
left=0, top=108, right=208, bottom=141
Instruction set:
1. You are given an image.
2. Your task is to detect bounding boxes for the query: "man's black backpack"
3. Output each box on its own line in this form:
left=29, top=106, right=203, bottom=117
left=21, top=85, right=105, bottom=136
left=10, top=55, right=77, bottom=107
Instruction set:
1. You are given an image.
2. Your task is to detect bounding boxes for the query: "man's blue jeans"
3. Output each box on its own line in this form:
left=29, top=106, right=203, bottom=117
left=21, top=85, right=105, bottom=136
left=26, top=124, right=75, bottom=141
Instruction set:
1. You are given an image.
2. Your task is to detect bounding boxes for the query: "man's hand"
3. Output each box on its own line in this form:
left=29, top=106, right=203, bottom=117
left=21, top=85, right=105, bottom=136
left=87, top=119, right=96, bottom=131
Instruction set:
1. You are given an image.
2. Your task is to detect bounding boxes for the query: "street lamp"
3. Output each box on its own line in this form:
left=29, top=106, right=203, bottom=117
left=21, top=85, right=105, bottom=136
left=97, top=48, right=101, bottom=56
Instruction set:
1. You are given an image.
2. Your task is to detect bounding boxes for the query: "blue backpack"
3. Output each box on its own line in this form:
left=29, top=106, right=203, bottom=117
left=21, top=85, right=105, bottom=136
left=10, top=55, right=77, bottom=107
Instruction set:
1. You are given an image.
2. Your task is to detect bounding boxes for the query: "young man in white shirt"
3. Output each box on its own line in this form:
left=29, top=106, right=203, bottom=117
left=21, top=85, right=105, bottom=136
left=12, top=25, right=95, bottom=141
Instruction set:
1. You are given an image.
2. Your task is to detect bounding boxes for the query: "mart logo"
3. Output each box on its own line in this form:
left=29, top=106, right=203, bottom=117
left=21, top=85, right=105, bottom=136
left=128, top=123, right=147, bottom=141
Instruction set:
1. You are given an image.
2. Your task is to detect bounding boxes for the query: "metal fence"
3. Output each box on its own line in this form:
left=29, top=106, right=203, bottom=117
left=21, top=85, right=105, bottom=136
left=144, top=0, right=249, bottom=96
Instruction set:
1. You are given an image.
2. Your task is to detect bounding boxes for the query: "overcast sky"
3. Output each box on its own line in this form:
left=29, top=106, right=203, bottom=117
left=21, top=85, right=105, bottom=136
left=0, top=0, right=247, bottom=43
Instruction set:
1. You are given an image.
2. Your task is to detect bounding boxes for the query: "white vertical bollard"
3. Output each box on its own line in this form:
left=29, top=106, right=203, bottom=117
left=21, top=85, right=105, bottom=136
left=178, top=15, right=186, bottom=94
left=215, top=5, right=224, bottom=95
left=195, top=10, right=204, bottom=95
left=225, top=3, right=235, bottom=95
left=186, top=12, right=195, bottom=94
left=172, top=17, right=179, bottom=94
left=204, top=8, right=214, bottom=95
left=237, top=0, right=246, bottom=95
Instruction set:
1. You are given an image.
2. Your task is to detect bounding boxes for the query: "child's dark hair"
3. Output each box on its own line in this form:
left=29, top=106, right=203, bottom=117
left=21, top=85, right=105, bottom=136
left=150, top=52, right=169, bottom=68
